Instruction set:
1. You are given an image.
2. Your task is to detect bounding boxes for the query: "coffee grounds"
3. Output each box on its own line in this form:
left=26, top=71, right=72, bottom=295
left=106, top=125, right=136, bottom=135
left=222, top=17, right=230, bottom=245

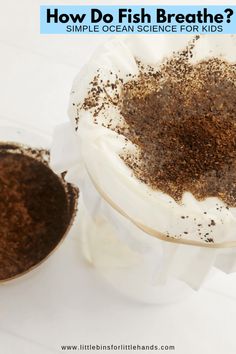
left=120, top=56, right=236, bottom=206
left=0, top=145, right=77, bottom=281
left=78, top=37, right=236, bottom=207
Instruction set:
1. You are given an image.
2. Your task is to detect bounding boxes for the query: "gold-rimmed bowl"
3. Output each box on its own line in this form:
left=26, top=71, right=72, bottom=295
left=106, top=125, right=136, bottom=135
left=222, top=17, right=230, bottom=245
left=0, top=120, right=78, bottom=283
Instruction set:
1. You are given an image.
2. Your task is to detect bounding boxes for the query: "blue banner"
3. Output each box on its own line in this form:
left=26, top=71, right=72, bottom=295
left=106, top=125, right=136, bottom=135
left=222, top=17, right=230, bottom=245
left=40, top=6, right=236, bottom=34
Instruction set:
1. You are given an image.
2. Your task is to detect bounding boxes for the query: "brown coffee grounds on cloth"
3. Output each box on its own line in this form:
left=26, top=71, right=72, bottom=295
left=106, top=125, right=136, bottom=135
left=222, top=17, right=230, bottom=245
left=0, top=146, right=76, bottom=280
left=120, top=56, right=236, bottom=207
left=79, top=38, right=236, bottom=207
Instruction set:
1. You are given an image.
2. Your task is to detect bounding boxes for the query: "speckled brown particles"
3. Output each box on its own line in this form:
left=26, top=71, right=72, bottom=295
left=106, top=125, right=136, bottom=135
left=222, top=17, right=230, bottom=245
left=0, top=145, right=78, bottom=280
left=78, top=37, right=236, bottom=207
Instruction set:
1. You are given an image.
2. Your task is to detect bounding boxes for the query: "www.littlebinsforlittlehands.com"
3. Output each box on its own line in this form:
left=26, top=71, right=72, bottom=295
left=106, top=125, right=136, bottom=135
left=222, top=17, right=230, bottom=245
left=60, top=344, right=176, bottom=351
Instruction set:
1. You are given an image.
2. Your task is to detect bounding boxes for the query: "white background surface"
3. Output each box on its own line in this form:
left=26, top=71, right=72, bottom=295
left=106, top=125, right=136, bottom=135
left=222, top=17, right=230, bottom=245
left=1, top=1, right=236, bottom=353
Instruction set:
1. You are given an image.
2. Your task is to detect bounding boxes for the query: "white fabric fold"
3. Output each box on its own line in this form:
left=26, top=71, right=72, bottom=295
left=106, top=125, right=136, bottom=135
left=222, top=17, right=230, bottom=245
left=50, top=35, right=236, bottom=292
left=51, top=123, right=236, bottom=291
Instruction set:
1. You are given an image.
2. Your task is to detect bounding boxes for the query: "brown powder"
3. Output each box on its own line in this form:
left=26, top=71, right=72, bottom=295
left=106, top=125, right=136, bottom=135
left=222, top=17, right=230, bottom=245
left=0, top=144, right=78, bottom=281
left=120, top=56, right=236, bottom=206
left=78, top=37, right=236, bottom=207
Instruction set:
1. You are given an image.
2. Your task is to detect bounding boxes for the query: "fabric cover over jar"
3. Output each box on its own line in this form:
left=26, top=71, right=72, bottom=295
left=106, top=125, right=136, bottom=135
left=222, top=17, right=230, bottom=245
left=51, top=35, right=236, bottom=296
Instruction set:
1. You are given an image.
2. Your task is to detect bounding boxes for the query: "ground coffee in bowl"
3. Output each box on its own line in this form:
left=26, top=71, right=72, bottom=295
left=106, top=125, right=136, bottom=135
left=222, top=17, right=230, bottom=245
left=0, top=143, right=78, bottom=281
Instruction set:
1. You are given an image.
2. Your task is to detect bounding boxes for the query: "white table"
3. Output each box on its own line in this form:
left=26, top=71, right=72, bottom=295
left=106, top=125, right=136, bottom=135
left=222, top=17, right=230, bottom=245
left=1, top=1, right=236, bottom=353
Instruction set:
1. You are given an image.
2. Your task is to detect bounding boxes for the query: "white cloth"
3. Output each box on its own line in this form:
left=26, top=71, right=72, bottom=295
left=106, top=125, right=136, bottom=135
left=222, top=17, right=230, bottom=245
left=51, top=35, right=236, bottom=293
